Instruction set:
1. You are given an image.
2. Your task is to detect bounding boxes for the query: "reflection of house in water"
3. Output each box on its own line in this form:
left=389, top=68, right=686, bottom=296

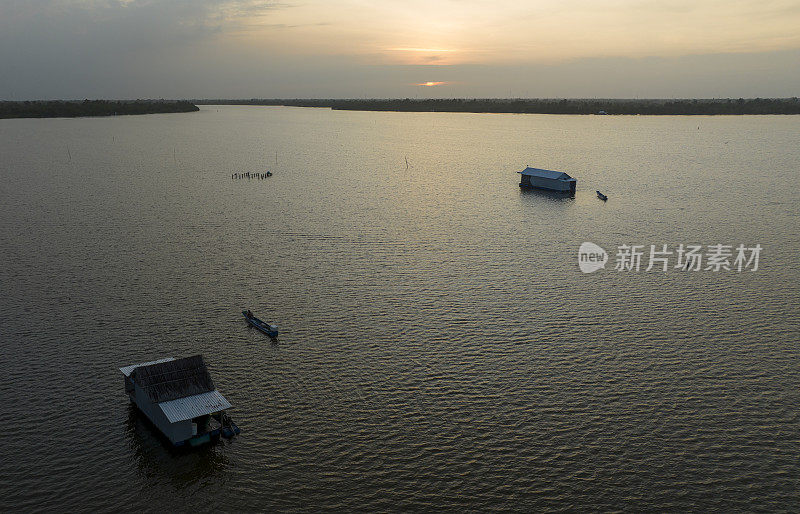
left=120, top=355, right=234, bottom=447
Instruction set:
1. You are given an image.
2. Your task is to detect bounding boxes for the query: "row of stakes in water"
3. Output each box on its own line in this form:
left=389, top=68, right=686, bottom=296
left=233, top=171, right=272, bottom=179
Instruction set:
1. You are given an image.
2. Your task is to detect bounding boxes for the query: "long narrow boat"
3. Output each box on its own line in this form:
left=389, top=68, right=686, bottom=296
left=242, top=310, right=279, bottom=338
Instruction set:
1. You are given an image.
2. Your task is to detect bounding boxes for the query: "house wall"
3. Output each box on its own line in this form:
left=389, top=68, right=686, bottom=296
left=528, top=176, right=571, bottom=191
left=133, top=385, right=192, bottom=444
left=171, top=420, right=194, bottom=443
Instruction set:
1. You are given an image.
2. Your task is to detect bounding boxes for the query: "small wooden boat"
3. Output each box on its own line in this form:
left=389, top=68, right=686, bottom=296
left=243, top=310, right=278, bottom=338
left=221, top=424, right=240, bottom=439
left=220, top=413, right=241, bottom=438
left=596, top=190, right=608, bottom=201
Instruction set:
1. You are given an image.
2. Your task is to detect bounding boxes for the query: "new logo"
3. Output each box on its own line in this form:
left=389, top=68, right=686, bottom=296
left=578, top=242, right=608, bottom=273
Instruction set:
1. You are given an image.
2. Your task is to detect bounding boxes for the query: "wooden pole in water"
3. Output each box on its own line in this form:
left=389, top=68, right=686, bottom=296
left=67, top=147, right=71, bottom=161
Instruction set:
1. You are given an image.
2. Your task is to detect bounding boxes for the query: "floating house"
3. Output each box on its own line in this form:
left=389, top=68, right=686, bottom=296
left=518, top=167, right=577, bottom=194
left=120, top=355, right=234, bottom=447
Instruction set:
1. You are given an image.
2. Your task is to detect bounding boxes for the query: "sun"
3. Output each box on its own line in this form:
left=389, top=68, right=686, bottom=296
left=417, top=81, right=447, bottom=87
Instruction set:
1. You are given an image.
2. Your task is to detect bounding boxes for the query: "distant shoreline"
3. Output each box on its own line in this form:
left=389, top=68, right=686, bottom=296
left=196, top=98, right=800, bottom=115
left=0, top=100, right=199, bottom=119
left=4, top=98, right=799, bottom=118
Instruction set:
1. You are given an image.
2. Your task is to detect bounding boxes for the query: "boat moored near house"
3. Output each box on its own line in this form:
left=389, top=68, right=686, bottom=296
left=120, top=355, right=239, bottom=447
left=518, top=167, right=577, bottom=194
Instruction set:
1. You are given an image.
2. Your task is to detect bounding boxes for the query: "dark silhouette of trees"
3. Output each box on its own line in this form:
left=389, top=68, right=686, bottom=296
left=0, top=100, right=199, bottom=119
left=195, top=97, right=800, bottom=115
left=5, top=98, right=797, bottom=118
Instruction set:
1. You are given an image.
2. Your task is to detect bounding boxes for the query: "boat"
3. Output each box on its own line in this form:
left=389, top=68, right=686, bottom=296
left=243, top=310, right=278, bottom=338
left=596, top=191, right=608, bottom=201
left=220, top=412, right=241, bottom=438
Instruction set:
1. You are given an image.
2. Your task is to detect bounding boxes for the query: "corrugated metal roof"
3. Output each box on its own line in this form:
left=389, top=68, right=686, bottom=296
left=132, top=354, right=215, bottom=403
left=158, top=390, right=232, bottom=423
left=119, top=357, right=176, bottom=377
left=518, top=167, right=572, bottom=180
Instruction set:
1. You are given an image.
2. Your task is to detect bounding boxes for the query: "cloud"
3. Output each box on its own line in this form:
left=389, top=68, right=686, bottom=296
left=0, top=0, right=290, bottom=99
left=1, top=0, right=799, bottom=99
left=0, top=1, right=288, bottom=52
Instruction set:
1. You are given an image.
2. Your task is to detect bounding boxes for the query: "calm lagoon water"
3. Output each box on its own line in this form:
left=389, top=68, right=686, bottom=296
left=1, top=106, right=799, bottom=511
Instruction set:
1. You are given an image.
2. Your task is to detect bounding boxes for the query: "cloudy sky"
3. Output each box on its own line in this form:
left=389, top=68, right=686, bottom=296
left=1, top=0, right=799, bottom=99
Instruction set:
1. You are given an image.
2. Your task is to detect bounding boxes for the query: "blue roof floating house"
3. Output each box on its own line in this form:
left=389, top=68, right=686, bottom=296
left=518, top=167, right=577, bottom=194
left=120, top=355, right=236, bottom=447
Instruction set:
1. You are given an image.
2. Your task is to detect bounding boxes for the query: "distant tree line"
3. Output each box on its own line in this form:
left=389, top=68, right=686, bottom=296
left=0, top=100, right=199, bottom=119
left=195, top=97, right=800, bottom=115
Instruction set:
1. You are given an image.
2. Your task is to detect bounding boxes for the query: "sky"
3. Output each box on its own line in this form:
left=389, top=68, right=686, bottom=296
left=1, top=0, right=799, bottom=99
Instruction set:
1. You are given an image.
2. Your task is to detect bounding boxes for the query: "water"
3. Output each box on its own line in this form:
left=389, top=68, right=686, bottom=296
left=1, top=106, right=798, bottom=511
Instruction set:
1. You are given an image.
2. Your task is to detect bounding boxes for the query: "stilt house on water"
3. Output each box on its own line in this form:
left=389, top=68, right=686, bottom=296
left=518, top=167, right=577, bottom=194
left=120, top=355, right=234, bottom=447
